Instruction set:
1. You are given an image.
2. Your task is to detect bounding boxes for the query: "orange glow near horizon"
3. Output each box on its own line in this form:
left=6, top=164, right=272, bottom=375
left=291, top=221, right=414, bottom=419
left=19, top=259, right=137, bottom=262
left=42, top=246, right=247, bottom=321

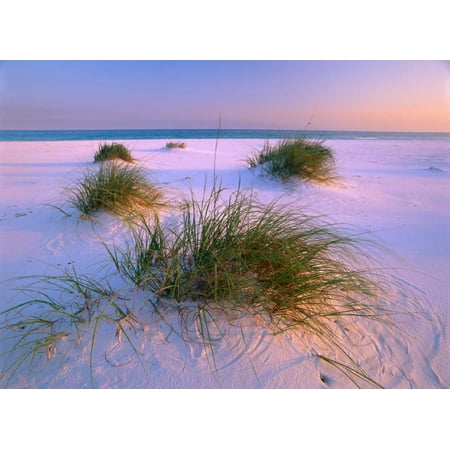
left=303, top=103, right=450, bottom=133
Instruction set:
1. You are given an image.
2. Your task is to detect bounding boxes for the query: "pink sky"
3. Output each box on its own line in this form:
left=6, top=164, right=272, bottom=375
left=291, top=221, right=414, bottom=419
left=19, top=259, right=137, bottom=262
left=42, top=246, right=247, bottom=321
left=1, top=61, right=449, bottom=131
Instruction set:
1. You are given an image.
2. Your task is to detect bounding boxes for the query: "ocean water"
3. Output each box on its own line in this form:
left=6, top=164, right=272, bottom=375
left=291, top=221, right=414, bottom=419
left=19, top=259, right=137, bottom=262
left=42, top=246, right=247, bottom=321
left=0, top=129, right=449, bottom=142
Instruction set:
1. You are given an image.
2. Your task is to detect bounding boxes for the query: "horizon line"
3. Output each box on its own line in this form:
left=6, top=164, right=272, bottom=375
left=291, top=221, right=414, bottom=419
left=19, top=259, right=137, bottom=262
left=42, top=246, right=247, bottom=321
left=1, top=128, right=449, bottom=134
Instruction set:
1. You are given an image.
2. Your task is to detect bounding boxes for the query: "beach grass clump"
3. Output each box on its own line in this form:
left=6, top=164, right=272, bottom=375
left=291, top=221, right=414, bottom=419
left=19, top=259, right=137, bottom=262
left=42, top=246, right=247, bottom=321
left=114, top=187, right=384, bottom=330
left=68, top=161, right=164, bottom=217
left=247, top=138, right=335, bottom=182
left=94, top=142, right=133, bottom=163
left=107, top=186, right=391, bottom=386
left=165, top=142, right=186, bottom=149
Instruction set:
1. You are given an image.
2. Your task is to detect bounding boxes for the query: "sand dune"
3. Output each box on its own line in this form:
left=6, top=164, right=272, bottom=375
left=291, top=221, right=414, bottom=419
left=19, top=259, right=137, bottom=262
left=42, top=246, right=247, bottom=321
left=0, top=138, right=448, bottom=388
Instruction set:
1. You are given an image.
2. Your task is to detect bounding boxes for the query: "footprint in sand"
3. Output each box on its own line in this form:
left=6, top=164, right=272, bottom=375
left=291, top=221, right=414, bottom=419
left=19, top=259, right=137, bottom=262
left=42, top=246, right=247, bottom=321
left=46, top=233, right=66, bottom=256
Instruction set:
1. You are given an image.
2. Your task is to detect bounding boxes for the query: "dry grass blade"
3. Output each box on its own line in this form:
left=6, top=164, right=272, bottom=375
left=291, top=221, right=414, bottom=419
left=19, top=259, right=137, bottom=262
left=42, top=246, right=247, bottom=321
left=0, top=270, right=148, bottom=387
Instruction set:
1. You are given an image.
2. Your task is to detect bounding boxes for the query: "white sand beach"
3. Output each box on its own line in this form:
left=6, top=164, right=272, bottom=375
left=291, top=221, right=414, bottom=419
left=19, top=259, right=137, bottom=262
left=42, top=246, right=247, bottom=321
left=0, top=138, right=448, bottom=388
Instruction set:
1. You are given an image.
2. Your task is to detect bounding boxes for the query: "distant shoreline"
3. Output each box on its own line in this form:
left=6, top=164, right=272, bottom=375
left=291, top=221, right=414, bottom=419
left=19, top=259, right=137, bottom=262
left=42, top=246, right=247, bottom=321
left=1, top=129, right=449, bottom=142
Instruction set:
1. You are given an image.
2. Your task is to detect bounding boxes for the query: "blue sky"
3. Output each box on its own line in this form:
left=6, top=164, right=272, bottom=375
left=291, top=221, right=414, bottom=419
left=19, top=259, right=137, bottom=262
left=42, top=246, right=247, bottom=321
left=0, top=60, right=448, bottom=131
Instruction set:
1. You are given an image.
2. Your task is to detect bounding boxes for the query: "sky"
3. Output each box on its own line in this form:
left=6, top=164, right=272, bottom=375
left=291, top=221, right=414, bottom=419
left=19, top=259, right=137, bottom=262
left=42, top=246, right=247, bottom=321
left=0, top=60, right=449, bottom=132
